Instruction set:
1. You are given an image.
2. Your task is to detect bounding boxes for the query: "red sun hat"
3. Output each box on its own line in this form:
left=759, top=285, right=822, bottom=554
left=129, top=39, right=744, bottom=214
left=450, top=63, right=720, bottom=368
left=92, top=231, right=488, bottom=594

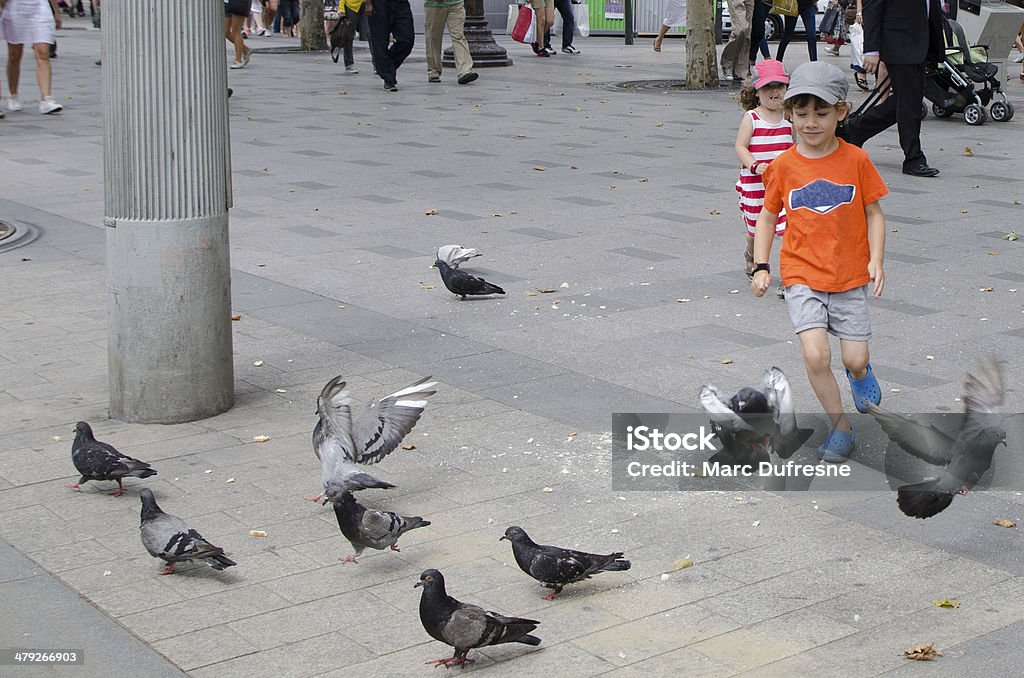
left=753, top=59, right=789, bottom=90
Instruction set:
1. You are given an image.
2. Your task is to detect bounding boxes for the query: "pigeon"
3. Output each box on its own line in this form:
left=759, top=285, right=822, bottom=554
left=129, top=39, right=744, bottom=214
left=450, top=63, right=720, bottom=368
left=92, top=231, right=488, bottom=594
left=415, top=568, right=541, bottom=668
left=867, top=358, right=1007, bottom=519
left=139, top=489, right=236, bottom=575
left=66, top=421, right=157, bottom=496
left=699, top=367, right=814, bottom=464
left=432, top=259, right=505, bottom=300
left=500, top=526, right=631, bottom=600
left=310, top=375, right=437, bottom=503
left=436, top=245, right=482, bottom=269
left=332, top=491, right=430, bottom=564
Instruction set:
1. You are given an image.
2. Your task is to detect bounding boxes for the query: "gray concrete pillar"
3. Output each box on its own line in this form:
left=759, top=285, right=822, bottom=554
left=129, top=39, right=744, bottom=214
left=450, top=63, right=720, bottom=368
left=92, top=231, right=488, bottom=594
left=103, top=0, right=235, bottom=423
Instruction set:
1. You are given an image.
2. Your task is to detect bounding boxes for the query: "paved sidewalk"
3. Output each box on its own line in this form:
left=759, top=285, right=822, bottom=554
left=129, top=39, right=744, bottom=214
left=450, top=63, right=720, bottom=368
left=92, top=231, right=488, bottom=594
left=1, top=19, right=1023, bottom=677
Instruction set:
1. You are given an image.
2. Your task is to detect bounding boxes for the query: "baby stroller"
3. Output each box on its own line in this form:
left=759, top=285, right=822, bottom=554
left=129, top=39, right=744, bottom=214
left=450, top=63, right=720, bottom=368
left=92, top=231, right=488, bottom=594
left=924, top=18, right=1014, bottom=125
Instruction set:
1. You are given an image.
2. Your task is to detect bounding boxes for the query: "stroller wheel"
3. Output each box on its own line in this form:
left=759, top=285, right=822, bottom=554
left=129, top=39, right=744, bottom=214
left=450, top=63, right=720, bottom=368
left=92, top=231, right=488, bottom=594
left=931, top=102, right=953, bottom=118
left=963, top=103, right=986, bottom=126
left=989, top=101, right=1014, bottom=123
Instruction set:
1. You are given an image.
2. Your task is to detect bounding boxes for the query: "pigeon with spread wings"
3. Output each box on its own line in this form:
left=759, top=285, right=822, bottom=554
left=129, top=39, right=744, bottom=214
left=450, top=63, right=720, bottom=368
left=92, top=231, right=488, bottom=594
left=310, top=375, right=437, bottom=503
left=867, top=358, right=1007, bottom=519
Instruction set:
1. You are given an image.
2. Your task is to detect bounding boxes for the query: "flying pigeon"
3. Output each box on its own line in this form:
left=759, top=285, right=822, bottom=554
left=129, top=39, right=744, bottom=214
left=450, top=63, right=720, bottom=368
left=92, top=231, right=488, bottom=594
left=415, top=568, right=541, bottom=668
left=332, top=491, right=430, bottom=564
left=698, top=367, right=814, bottom=465
left=500, top=526, right=631, bottom=600
left=432, top=259, right=505, bottom=300
left=867, top=358, right=1007, bottom=519
left=66, top=421, right=157, bottom=496
left=139, top=488, right=236, bottom=575
left=310, top=375, right=437, bottom=503
left=436, top=245, right=482, bottom=269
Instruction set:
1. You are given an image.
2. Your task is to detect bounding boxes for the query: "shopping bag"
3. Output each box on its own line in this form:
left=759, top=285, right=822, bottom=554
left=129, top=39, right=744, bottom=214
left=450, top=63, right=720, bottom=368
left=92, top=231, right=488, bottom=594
left=769, top=0, right=798, bottom=17
left=849, top=22, right=864, bottom=70
left=818, top=6, right=839, bottom=37
left=506, top=3, right=519, bottom=36
left=511, top=4, right=535, bottom=43
left=575, top=2, right=590, bottom=38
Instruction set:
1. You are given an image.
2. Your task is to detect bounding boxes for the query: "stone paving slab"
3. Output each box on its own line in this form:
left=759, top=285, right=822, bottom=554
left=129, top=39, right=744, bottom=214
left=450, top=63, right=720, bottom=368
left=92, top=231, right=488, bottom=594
left=1, top=17, right=1023, bottom=678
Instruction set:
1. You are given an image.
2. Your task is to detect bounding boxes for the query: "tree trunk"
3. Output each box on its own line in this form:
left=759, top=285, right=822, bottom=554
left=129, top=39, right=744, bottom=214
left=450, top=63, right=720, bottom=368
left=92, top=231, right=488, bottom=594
left=685, top=0, right=719, bottom=89
left=299, top=0, right=326, bottom=51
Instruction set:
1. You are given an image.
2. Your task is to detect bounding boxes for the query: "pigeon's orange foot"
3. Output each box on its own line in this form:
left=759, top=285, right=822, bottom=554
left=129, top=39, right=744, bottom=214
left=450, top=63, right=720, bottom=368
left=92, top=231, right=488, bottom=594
left=389, top=543, right=401, bottom=552
left=425, top=657, right=472, bottom=669
left=338, top=555, right=359, bottom=565
left=109, top=488, right=126, bottom=497
left=303, top=494, right=323, bottom=503
left=542, top=591, right=559, bottom=601
left=64, top=483, right=81, bottom=490
left=159, top=563, right=176, bottom=575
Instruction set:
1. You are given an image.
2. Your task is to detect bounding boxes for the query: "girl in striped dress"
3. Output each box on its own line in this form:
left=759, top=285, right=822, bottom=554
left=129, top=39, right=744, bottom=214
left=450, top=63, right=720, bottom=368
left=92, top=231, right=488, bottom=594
left=735, top=59, right=793, bottom=297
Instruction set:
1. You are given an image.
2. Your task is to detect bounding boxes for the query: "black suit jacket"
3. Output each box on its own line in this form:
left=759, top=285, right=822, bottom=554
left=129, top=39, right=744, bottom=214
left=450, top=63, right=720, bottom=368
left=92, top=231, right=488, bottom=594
left=862, top=0, right=944, bottom=65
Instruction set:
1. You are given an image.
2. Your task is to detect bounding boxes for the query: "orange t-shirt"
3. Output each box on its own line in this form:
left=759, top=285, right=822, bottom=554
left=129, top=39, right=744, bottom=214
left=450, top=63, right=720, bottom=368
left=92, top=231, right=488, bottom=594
left=763, top=140, right=888, bottom=292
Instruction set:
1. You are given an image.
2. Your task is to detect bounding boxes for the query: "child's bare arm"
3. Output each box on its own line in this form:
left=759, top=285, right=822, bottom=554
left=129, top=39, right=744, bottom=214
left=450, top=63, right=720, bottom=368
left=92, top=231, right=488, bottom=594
left=734, top=114, right=757, bottom=170
left=865, top=200, right=885, bottom=297
left=751, top=210, right=778, bottom=297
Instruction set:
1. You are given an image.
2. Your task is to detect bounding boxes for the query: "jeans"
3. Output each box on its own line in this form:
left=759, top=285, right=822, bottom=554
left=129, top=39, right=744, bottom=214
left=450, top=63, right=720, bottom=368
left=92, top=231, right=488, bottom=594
left=749, top=0, right=771, bottom=62
left=777, top=1, right=817, bottom=62
left=545, top=0, right=575, bottom=50
left=279, top=0, right=299, bottom=28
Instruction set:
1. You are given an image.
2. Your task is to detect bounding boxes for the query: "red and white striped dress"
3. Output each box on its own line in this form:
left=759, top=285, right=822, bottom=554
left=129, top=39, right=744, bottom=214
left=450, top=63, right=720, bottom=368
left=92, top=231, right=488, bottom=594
left=736, top=110, right=793, bottom=236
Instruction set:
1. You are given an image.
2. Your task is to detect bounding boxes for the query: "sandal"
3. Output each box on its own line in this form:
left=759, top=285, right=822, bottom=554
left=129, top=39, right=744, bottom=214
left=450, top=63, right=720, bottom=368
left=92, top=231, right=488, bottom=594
left=854, top=73, right=869, bottom=91
left=818, top=428, right=855, bottom=463
left=847, top=364, right=881, bottom=413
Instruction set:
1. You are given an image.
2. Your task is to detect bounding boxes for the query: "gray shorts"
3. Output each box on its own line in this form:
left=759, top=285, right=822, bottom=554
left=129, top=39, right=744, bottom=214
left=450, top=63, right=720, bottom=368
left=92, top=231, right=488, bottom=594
left=784, top=284, right=871, bottom=341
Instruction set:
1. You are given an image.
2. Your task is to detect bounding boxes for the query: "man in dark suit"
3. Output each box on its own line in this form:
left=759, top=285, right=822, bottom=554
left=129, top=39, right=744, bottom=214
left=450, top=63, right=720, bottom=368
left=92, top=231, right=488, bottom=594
left=847, top=0, right=944, bottom=177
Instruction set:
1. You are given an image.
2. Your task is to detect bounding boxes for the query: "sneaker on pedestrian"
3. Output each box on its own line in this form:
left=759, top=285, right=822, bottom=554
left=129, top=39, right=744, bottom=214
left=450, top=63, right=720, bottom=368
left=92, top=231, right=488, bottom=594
left=544, top=46, right=557, bottom=56
left=457, top=72, right=478, bottom=85
left=428, top=75, right=441, bottom=82
left=230, top=61, right=245, bottom=69
left=345, top=64, right=359, bottom=74
left=562, top=46, right=580, bottom=54
left=530, top=42, right=542, bottom=55
left=5, top=97, right=22, bottom=112
left=40, top=97, right=63, bottom=114
left=384, top=83, right=398, bottom=92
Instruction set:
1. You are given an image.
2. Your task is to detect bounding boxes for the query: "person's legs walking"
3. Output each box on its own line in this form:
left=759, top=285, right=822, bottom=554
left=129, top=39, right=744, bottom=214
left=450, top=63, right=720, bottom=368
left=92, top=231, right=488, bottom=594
left=749, top=0, right=768, bottom=63
left=366, top=3, right=396, bottom=86
left=388, top=0, right=415, bottom=70
left=888, top=62, right=927, bottom=169
left=776, top=15, right=797, bottom=61
left=423, top=6, right=445, bottom=81
left=32, top=42, right=52, bottom=99
left=447, top=5, right=473, bottom=79
left=554, top=0, right=574, bottom=51
left=801, top=2, right=817, bottom=60
left=7, top=44, right=23, bottom=106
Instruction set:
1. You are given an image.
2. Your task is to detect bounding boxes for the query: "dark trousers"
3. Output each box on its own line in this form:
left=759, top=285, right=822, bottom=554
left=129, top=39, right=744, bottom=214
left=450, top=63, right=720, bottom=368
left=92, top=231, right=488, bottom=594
left=545, top=0, right=575, bottom=50
left=748, top=0, right=770, bottom=62
left=776, top=2, right=817, bottom=61
left=366, top=0, right=415, bottom=85
left=850, top=62, right=927, bottom=167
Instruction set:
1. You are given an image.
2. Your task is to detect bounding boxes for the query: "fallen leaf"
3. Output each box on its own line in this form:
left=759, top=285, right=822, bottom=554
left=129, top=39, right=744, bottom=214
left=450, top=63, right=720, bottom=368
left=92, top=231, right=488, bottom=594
left=492, top=213, right=502, bottom=217
left=993, top=518, right=1016, bottom=528
left=226, top=478, right=235, bottom=483
left=904, top=643, right=942, bottom=661
left=751, top=520, right=761, bottom=527
left=253, top=435, right=271, bottom=443
left=419, top=282, right=436, bottom=290
left=537, top=288, right=557, bottom=294
left=401, top=444, right=416, bottom=450
left=639, top=177, right=649, bottom=183
left=709, top=209, right=721, bottom=216
left=1003, top=231, right=1018, bottom=241
left=275, top=388, right=287, bottom=393
left=669, top=558, right=695, bottom=571
left=677, top=298, right=691, bottom=303
left=729, top=289, right=739, bottom=294
left=964, top=146, right=973, bottom=156
left=52, top=435, right=62, bottom=442
left=542, top=487, right=554, bottom=493
left=980, top=287, right=994, bottom=292
left=567, top=431, right=577, bottom=438
left=926, top=355, right=934, bottom=360
left=721, top=358, right=734, bottom=365
left=533, top=166, right=546, bottom=171
left=933, top=598, right=960, bottom=609
left=424, top=208, right=438, bottom=216
left=249, top=530, right=267, bottom=538
left=560, top=282, right=570, bottom=288
left=231, top=314, right=242, bottom=321
left=253, top=360, right=264, bottom=366
left=524, top=291, right=538, bottom=297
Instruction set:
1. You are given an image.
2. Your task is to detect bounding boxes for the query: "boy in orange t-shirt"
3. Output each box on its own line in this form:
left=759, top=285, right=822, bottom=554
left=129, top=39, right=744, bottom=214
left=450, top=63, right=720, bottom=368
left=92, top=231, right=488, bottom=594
left=751, top=62, right=888, bottom=463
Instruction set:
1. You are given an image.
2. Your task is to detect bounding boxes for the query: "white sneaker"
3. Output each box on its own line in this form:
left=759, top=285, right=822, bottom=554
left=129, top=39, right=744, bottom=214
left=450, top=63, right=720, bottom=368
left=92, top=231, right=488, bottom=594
left=345, top=64, right=358, bottom=74
left=40, top=97, right=63, bottom=114
left=5, top=97, right=22, bottom=112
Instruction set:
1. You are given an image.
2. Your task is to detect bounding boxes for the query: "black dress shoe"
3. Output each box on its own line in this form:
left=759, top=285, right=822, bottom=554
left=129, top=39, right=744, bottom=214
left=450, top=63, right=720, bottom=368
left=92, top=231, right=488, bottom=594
left=902, top=163, right=940, bottom=177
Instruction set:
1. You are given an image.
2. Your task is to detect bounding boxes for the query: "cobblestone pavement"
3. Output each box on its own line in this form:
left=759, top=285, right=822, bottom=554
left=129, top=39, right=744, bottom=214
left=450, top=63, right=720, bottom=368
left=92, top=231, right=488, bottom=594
left=1, top=17, right=1023, bottom=678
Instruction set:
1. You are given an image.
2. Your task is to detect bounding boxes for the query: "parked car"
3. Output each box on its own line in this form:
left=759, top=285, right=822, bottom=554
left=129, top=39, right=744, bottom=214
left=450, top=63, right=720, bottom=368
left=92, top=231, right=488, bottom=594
left=722, top=1, right=830, bottom=42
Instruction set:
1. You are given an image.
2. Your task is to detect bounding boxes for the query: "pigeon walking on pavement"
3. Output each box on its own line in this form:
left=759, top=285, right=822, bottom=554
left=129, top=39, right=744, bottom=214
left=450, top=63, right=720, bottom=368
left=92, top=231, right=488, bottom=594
left=432, top=258, right=505, bottom=300
left=310, top=375, right=437, bottom=503
left=139, top=489, right=236, bottom=575
left=415, top=568, right=541, bottom=668
left=332, top=491, right=430, bottom=564
left=436, top=245, right=482, bottom=269
left=66, top=421, right=157, bottom=496
left=867, top=358, right=1007, bottom=519
left=500, top=526, right=631, bottom=600
left=699, top=367, right=814, bottom=465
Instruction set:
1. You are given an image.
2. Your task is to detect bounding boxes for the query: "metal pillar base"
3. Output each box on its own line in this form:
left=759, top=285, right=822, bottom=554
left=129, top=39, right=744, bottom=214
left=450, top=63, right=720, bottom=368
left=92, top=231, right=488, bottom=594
left=442, top=2, right=512, bottom=68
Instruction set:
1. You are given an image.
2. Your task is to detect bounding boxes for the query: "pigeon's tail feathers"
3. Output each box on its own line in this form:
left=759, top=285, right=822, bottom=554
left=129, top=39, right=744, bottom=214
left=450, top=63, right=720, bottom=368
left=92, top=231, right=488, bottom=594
left=515, top=633, right=542, bottom=647
left=481, top=281, right=505, bottom=296
left=406, top=516, right=431, bottom=531
left=203, top=553, right=237, bottom=570
left=489, top=616, right=541, bottom=646
left=897, top=481, right=955, bottom=519
left=126, top=462, right=157, bottom=479
left=597, top=555, right=631, bottom=572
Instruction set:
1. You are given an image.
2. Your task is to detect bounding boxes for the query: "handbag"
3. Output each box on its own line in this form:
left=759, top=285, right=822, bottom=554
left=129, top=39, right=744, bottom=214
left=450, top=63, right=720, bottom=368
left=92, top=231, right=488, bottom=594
left=511, top=4, right=535, bottom=44
left=769, top=0, right=799, bottom=17
left=818, top=6, right=839, bottom=36
left=575, top=2, right=589, bottom=38
left=844, top=4, right=857, bottom=25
